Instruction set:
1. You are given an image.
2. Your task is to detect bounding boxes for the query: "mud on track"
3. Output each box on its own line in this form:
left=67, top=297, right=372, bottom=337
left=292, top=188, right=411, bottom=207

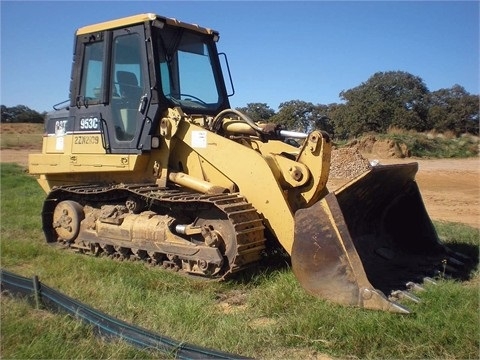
left=2, top=149, right=479, bottom=229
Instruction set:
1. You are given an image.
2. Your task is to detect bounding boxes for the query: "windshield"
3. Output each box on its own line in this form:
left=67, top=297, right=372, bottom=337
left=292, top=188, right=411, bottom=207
left=154, top=26, right=224, bottom=112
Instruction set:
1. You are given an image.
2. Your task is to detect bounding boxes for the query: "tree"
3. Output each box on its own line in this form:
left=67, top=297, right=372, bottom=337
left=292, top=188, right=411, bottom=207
left=1, top=105, right=44, bottom=123
left=235, top=103, right=275, bottom=122
left=311, top=104, right=335, bottom=135
left=270, top=100, right=313, bottom=133
left=428, top=85, right=479, bottom=135
left=0, top=105, right=12, bottom=122
left=333, top=71, right=430, bottom=138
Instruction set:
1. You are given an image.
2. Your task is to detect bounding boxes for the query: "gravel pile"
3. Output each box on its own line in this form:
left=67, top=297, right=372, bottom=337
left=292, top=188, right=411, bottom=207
left=329, top=148, right=372, bottom=179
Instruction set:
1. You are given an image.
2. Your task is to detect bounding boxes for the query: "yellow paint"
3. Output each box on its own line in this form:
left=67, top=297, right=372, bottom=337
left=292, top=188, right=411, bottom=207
left=76, top=13, right=216, bottom=36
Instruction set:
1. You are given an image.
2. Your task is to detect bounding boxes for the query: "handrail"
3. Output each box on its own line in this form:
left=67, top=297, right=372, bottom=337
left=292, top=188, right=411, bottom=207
left=53, top=99, right=70, bottom=111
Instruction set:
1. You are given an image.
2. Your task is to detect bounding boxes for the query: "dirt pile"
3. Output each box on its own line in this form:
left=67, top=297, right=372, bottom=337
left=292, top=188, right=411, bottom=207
left=329, top=135, right=411, bottom=181
left=347, top=135, right=410, bottom=158
left=329, top=147, right=371, bottom=179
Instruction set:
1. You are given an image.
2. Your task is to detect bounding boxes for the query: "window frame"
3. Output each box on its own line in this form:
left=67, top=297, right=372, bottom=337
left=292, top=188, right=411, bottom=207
left=71, top=31, right=110, bottom=108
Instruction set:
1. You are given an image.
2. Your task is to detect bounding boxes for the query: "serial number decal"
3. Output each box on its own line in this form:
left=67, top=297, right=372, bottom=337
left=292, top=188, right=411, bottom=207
left=74, top=135, right=100, bottom=145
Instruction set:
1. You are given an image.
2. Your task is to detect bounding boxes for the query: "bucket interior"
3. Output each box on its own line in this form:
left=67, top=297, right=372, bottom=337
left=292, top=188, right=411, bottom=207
left=334, top=163, right=446, bottom=294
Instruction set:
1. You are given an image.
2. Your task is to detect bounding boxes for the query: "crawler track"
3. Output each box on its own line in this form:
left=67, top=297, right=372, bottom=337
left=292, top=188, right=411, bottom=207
left=42, top=184, right=266, bottom=279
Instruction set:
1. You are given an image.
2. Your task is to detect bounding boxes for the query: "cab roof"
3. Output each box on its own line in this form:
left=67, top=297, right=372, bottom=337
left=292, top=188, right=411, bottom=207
left=76, top=13, right=218, bottom=36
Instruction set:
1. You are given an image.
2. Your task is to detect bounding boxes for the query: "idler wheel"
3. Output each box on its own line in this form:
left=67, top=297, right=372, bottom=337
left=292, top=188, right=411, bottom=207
left=52, top=200, right=84, bottom=242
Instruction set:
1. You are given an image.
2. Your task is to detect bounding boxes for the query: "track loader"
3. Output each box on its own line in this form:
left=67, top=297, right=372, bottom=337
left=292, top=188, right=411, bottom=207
left=29, top=13, right=466, bottom=313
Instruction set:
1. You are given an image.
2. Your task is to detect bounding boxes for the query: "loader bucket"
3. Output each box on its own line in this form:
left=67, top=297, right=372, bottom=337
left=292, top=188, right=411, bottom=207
left=292, top=162, right=453, bottom=313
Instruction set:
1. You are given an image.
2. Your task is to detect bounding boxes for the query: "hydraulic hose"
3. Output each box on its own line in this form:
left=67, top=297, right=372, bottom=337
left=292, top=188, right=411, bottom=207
left=211, top=109, right=264, bottom=135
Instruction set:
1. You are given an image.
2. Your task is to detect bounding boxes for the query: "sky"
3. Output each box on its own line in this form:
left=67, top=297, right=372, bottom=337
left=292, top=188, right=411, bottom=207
left=1, top=0, right=479, bottom=113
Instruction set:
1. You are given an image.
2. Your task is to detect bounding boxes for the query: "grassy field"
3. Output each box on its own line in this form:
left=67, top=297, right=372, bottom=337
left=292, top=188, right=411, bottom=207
left=1, top=163, right=479, bottom=359
left=0, top=123, right=43, bottom=149
left=1, top=296, right=160, bottom=359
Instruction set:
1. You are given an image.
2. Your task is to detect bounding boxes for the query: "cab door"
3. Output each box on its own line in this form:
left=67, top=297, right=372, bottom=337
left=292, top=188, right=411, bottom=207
left=106, top=25, right=150, bottom=153
left=70, top=25, right=151, bottom=155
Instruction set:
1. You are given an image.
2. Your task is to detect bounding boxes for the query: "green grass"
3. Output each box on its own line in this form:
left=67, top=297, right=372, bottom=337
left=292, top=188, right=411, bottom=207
left=1, top=163, right=479, bottom=359
left=0, top=133, right=43, bottom=149
left=0, top=296, right=160, bottom=359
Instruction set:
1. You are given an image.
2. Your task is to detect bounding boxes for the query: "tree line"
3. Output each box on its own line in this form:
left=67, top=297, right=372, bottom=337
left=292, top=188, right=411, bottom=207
left=1, top=105, right=45, bottom=124
left=2, top=71, right=478, bottom=139
left=237, top=71, right=479, bottom=139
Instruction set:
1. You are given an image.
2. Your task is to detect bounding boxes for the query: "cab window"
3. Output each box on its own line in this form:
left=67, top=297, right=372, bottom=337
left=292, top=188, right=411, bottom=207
left=80, top=41, right=104, bottom=104
left=110, top=32, right=145, bottom=141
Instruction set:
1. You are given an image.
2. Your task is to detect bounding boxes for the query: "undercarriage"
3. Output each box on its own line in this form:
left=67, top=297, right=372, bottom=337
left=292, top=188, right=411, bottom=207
left=44, top=184, right=266, bottom=279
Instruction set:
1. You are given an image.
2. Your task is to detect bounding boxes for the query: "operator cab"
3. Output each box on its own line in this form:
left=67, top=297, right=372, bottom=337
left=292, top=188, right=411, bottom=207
left=68, top=13, right=230, bottom=154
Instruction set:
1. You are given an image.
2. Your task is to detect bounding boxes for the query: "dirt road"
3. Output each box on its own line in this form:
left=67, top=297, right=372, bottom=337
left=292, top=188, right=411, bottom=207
left=2, top=149, right=479, bottom=229
left=373, top=158, right=479, bottom=229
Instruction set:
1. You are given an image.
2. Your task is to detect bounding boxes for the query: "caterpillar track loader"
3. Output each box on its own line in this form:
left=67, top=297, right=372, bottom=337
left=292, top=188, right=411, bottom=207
left=29, top=13, right=466, bottom=313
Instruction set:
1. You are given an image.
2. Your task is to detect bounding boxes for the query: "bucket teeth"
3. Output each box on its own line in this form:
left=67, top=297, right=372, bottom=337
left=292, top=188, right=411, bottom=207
left=360, top=288, right=411, bottom=313
left=406, top=282, right=425, bottom=292
left=389, top=275, right=439, bottom=304
left=390, top=290, right=421, bottom=304
left=423, top=277, right=437, bottom=285
left=388, top=301, right=411, bottom=314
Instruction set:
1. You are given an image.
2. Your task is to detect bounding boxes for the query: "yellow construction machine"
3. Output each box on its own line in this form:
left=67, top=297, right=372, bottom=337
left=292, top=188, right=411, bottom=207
left=29, top=13, right=466, bottom=313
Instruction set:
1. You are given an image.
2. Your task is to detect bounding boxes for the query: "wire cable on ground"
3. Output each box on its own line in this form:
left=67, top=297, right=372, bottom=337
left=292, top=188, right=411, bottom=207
left=1, top=269, right=249, bottom=359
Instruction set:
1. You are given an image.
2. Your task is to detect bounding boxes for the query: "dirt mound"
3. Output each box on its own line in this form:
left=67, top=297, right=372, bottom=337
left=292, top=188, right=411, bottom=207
left=330, top=147, right=371, bottom=179
left=347, top=135, right=410, bottom=158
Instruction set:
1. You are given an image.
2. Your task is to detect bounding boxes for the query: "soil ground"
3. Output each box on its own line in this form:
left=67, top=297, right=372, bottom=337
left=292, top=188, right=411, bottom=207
left=373, top=157, right=478, bottom=229
left=2, top=149, right=479, bottom=229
